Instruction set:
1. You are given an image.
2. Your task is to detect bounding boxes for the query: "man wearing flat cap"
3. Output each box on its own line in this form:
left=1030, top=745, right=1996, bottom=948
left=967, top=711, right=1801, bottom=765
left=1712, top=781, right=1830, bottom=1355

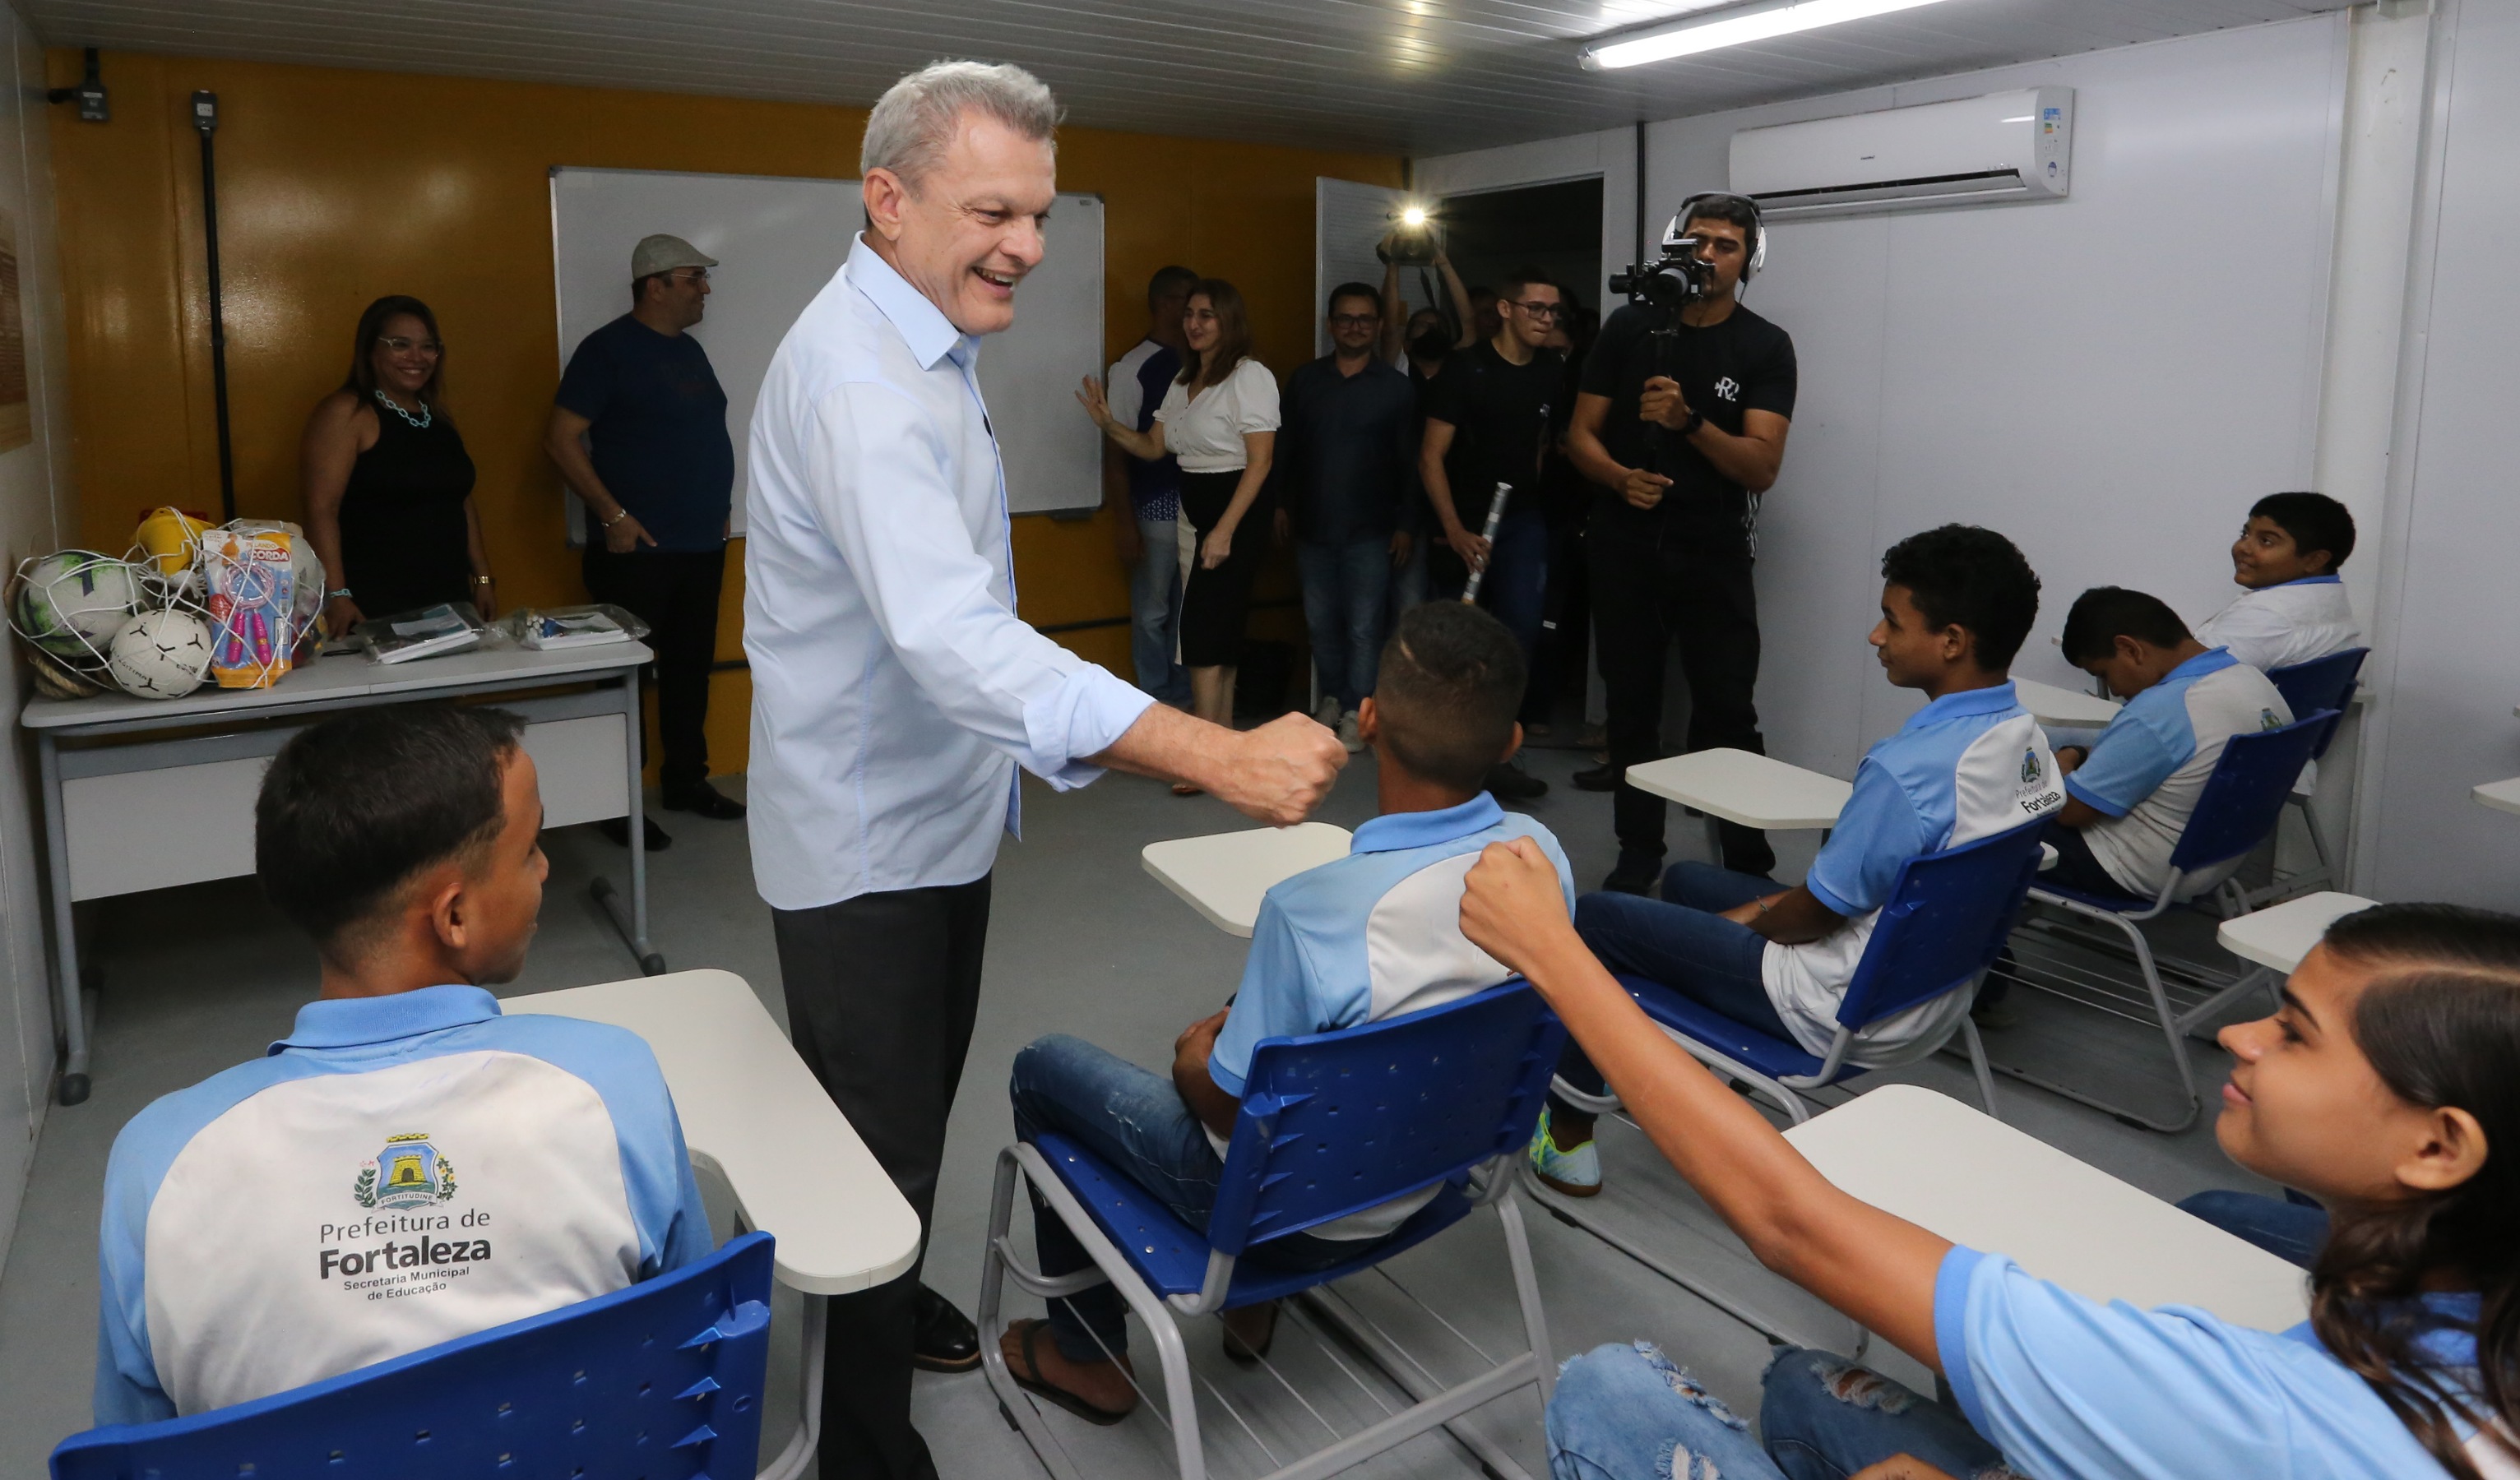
left=547, top=232, right=746, bottom=842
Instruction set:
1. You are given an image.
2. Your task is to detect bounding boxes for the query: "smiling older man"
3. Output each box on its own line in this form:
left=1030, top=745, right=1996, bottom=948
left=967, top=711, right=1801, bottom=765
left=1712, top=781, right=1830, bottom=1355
left=745, top=62, right=1343, bottom=1480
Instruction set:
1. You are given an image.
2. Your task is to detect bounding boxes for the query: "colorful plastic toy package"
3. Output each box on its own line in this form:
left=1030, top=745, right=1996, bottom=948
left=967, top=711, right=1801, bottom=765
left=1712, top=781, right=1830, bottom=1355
left=200, top=526, right=296, bottom=688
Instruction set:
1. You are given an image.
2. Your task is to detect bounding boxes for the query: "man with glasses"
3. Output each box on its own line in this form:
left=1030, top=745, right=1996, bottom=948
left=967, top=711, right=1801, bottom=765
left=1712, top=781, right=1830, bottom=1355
left=547, top=233, right=744, bottom=847
left=1275, top=282, right=1418, bottom=750
left=1420, top=265, right=1564, bottom=798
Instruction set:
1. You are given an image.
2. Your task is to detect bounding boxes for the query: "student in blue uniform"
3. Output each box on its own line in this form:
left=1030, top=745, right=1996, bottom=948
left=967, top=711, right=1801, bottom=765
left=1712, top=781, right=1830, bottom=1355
left=2195, top=491, right=2361, bottom=673
left=93, top=707, right=711, bottom=1426
left=994, top=604, right=1574, bottom=1424
left=1464, top=856, right=2520, bottom=1480
left=1533, top=525, right=2061, bottom=1196
left=2041, top=586, right=2292, bottom=901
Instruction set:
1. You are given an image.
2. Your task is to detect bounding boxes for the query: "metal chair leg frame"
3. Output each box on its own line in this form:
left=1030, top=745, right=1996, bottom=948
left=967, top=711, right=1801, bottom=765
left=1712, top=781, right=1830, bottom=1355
left=981, top=1145, right=1209, bottom=1480
left=1994, top=899, right=2202, bottom=1133
left=2172, top=964, right=2281, bottom=1039
left=757, top=1293, right=826, bottom=1480
left=980, top=1143, right=1553, bottom=1480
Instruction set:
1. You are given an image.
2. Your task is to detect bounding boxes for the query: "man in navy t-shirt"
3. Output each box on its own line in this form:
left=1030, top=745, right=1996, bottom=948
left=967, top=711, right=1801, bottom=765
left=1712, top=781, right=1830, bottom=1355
left=546, top=233, right=742, bottom=841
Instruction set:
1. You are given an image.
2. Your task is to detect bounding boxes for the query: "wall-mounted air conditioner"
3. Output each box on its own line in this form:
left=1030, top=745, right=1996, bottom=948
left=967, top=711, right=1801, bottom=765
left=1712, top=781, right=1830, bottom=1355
left=1730, top=87, right=2073, bottom=218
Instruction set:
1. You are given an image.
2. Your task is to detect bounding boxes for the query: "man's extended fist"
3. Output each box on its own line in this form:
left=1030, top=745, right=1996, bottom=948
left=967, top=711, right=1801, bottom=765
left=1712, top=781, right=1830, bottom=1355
left=1213, top=711, right=1346, bottom=826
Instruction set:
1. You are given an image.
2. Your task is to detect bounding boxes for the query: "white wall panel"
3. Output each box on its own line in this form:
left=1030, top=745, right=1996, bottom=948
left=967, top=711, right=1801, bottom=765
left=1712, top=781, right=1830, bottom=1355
left=2356, top=0, right=2520, bottom=908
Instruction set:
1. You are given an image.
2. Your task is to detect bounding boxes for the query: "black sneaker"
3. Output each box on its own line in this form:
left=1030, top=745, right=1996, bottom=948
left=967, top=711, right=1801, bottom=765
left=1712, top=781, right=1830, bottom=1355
left=662, top=779, right=747, bottom=821
left=596, top=815, right=674, bottom=851
left=1601, top=851, right=1661, bottom=895
left=1573, top=763, right=1620, bottom=793
left=1487, top=761, right=1549, bottom=800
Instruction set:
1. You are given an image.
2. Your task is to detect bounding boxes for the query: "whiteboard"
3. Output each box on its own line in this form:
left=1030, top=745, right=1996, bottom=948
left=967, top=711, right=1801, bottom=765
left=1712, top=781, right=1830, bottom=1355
left=551, top=167, right=1106, bottom=532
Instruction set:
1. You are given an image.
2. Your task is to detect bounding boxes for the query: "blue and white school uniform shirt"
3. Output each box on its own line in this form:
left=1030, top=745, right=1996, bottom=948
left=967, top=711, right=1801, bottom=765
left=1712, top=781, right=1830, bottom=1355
left=1208, top=794, right=1574, bottom=1239
left=2064, top=649, right=2291, bottom=900
left=1938, top=1246, right=2513, bottom=1479
left=95, top=987, right=711, bottom=1425
left=2194, top=575, right=2360, bottom=675
left=1770, top=682, right=2062, bottom=1065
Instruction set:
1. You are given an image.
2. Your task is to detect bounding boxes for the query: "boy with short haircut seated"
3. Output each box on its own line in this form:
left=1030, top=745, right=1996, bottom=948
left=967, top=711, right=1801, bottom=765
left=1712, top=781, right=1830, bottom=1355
left=94, top=707, right=711, bottom=1425
left=2041, top=585, right=2293, bottom=902
left=2194, top=490, right=2360, bottom=673
left=1533, top=525, right=2061, bottom=1197
left=998, top=603, right=1573, bottom=1424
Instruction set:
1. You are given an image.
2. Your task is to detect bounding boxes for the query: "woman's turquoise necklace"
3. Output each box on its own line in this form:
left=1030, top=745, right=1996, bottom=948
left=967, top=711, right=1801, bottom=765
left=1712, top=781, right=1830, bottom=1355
left=374, top=389, right=433, bottom=430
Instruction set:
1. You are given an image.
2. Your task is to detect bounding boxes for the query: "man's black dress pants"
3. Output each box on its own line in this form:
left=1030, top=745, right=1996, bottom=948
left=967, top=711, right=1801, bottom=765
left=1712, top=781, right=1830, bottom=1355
left=773, top=874, right=993, bottom=1480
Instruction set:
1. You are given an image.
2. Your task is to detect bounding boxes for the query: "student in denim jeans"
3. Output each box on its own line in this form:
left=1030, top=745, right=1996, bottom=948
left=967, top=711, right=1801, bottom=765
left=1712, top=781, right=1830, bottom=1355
left=1462, top=819, right=2520, bottom=1480
left=997, top=604, right=1573, bottom=1425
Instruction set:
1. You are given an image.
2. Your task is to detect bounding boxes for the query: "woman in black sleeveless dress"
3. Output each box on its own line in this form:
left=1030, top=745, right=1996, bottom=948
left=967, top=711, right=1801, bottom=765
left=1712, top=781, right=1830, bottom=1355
left=301, top=295, right=493, bottom=634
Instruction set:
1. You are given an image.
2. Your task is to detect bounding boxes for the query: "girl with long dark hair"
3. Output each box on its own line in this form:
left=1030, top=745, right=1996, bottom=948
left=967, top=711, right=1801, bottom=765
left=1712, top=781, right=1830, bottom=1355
left=1456, top=860, right=2520, bottom=1480
left=1079, top=279, right=1277, bottom=781
left=301, top=295, right=493, bottom=632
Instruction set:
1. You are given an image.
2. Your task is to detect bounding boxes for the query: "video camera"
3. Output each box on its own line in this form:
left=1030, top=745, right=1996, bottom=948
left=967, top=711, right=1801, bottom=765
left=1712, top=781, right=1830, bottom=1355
left=1610, top=193, right=1767, bottom=308
left=1610, top=215, right=1721, bottom=308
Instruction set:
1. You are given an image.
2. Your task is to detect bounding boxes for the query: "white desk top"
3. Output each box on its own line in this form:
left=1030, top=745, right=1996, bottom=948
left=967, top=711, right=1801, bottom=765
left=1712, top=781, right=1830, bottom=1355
left=1142, top=822, right=1353, bottom=937
left=2013, top=677, right=2121, bottom=728
left=1623, top=748, right=1851, bottom=830
left=2217, top=891, right=2375, bottom=975
left=508, top=969, right=921, bottom=1297
left=2476, top=778, right=2520, bottom=817
left=1786, top=1085, right=2308, bottom=1331
left=22, top=638, right=653, bottom=730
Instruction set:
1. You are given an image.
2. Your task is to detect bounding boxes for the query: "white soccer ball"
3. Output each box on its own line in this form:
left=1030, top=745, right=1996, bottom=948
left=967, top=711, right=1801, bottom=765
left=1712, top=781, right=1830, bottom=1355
left=107, top=608, right=215, bottom=701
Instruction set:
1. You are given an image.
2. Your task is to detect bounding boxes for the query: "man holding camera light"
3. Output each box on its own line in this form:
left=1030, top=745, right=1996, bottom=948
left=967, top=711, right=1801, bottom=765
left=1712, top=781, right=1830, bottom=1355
left=1566, top=193, right=1797, bottom=893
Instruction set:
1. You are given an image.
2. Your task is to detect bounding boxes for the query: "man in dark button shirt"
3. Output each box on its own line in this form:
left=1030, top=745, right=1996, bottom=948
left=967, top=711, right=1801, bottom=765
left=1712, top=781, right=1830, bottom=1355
left=546, top=233, right=743, bottom=844
left=1274, top=282, right=1418, bottom=752
left=1565, top=194, right=1798, bottom=892
left=1422, top=265, right=1564, bottom=799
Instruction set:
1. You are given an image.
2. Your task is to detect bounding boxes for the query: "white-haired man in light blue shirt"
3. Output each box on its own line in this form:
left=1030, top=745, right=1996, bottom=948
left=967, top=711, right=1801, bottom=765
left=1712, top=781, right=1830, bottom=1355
left=744, top=59, right=1345, bottom=1480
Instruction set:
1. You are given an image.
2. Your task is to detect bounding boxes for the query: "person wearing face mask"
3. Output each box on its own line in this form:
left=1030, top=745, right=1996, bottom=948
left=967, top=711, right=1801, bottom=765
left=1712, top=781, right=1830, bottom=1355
left=745, top=62, right=1343, bottom=1480
left=301, top=295, right=492, bottom=635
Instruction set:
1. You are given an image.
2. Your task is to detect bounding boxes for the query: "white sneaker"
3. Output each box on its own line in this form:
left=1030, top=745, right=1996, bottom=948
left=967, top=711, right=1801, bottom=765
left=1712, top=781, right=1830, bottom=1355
left=1313, top=695, right=1341, bottom=728
left=1336, top=710, right=1364, bottom=752
left=1527, top=1108, right=1602, bottom=1197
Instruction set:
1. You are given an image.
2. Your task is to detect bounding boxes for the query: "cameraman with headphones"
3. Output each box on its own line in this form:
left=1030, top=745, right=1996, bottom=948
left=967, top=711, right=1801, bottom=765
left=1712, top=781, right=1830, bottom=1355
left=1567, top=193, right=1797, bottom=893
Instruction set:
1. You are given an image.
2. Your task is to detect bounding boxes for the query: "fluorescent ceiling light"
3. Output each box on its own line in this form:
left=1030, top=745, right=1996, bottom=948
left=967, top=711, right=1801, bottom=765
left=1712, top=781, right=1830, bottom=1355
left=1581, top=0, right=1957, bottom=70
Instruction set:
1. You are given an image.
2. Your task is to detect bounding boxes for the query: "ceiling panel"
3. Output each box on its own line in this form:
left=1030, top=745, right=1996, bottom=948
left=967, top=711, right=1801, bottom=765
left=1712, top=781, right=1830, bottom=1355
left=21, top=0, right=2354, bottom=155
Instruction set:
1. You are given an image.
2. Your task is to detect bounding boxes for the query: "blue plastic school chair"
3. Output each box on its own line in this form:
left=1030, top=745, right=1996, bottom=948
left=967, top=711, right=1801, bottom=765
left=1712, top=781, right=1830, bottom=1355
left=1533, top=821, right=2045, bottom=1349
left=1553, top=821, right=2049, bottom=1130
left=2252, top=647, right=2368, bottom=901
left=2003, top=710, right=2337, bottom=1132
left=978, top=982, right=1565, bottom=1480
left=53, top=1231, right=775, bottom=1480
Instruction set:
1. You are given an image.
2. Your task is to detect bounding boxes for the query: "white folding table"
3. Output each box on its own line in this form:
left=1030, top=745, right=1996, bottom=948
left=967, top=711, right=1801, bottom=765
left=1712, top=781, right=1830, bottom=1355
left=1786, top=1085, right=2308, bottom=1331
left=1622, top=747, right=1851, bottom=861
left=1141, top=821, right=1353, bottom=937
left=2012, top=677, right=2121, bottom=729
left=510, top=969, right=922, bottom=1480
left=2473, top=778, right=2520, bottom=816
left=22, top=640, right=660, bottom=1105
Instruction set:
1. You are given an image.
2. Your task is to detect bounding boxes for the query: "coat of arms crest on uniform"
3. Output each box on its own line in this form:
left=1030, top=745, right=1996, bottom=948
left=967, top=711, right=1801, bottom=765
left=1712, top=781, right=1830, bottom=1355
left=2021, top=748, right=2043, bottom=784
left=353, top=1132, right=457, bottom=1209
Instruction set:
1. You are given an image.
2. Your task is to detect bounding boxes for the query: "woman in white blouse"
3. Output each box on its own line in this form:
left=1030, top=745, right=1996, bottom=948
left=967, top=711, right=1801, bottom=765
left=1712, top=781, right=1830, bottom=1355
left=1080, top=279, right=1279, bottom=783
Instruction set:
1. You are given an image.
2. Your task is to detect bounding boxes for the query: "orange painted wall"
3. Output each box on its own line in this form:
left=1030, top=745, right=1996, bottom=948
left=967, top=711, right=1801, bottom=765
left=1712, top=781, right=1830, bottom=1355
left=45, top=50, right=1399, bottom=774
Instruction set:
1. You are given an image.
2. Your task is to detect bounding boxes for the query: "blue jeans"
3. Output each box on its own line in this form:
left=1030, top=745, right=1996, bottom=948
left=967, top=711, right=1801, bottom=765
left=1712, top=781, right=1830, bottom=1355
left=2176, top=1189, right=2329, bottom=1268
left=1129, top=514, right=1188, bottom=703
left=1555, top=864, right=1790, bottom=1112
left=1547, top=1344, right=2017, bottom=1480
left=1388, top=532, right=1430, bottom=622
left=1296, top=537, right=1392, bottom=712
left=1010, top=1034, right=1371, bottom=1362
left=1437, top=507, right=1550, bottom=663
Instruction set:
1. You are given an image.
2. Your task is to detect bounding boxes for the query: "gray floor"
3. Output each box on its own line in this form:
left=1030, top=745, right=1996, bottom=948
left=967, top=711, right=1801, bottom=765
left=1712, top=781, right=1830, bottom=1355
left=0, top=744, right=2281, bottom=1479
